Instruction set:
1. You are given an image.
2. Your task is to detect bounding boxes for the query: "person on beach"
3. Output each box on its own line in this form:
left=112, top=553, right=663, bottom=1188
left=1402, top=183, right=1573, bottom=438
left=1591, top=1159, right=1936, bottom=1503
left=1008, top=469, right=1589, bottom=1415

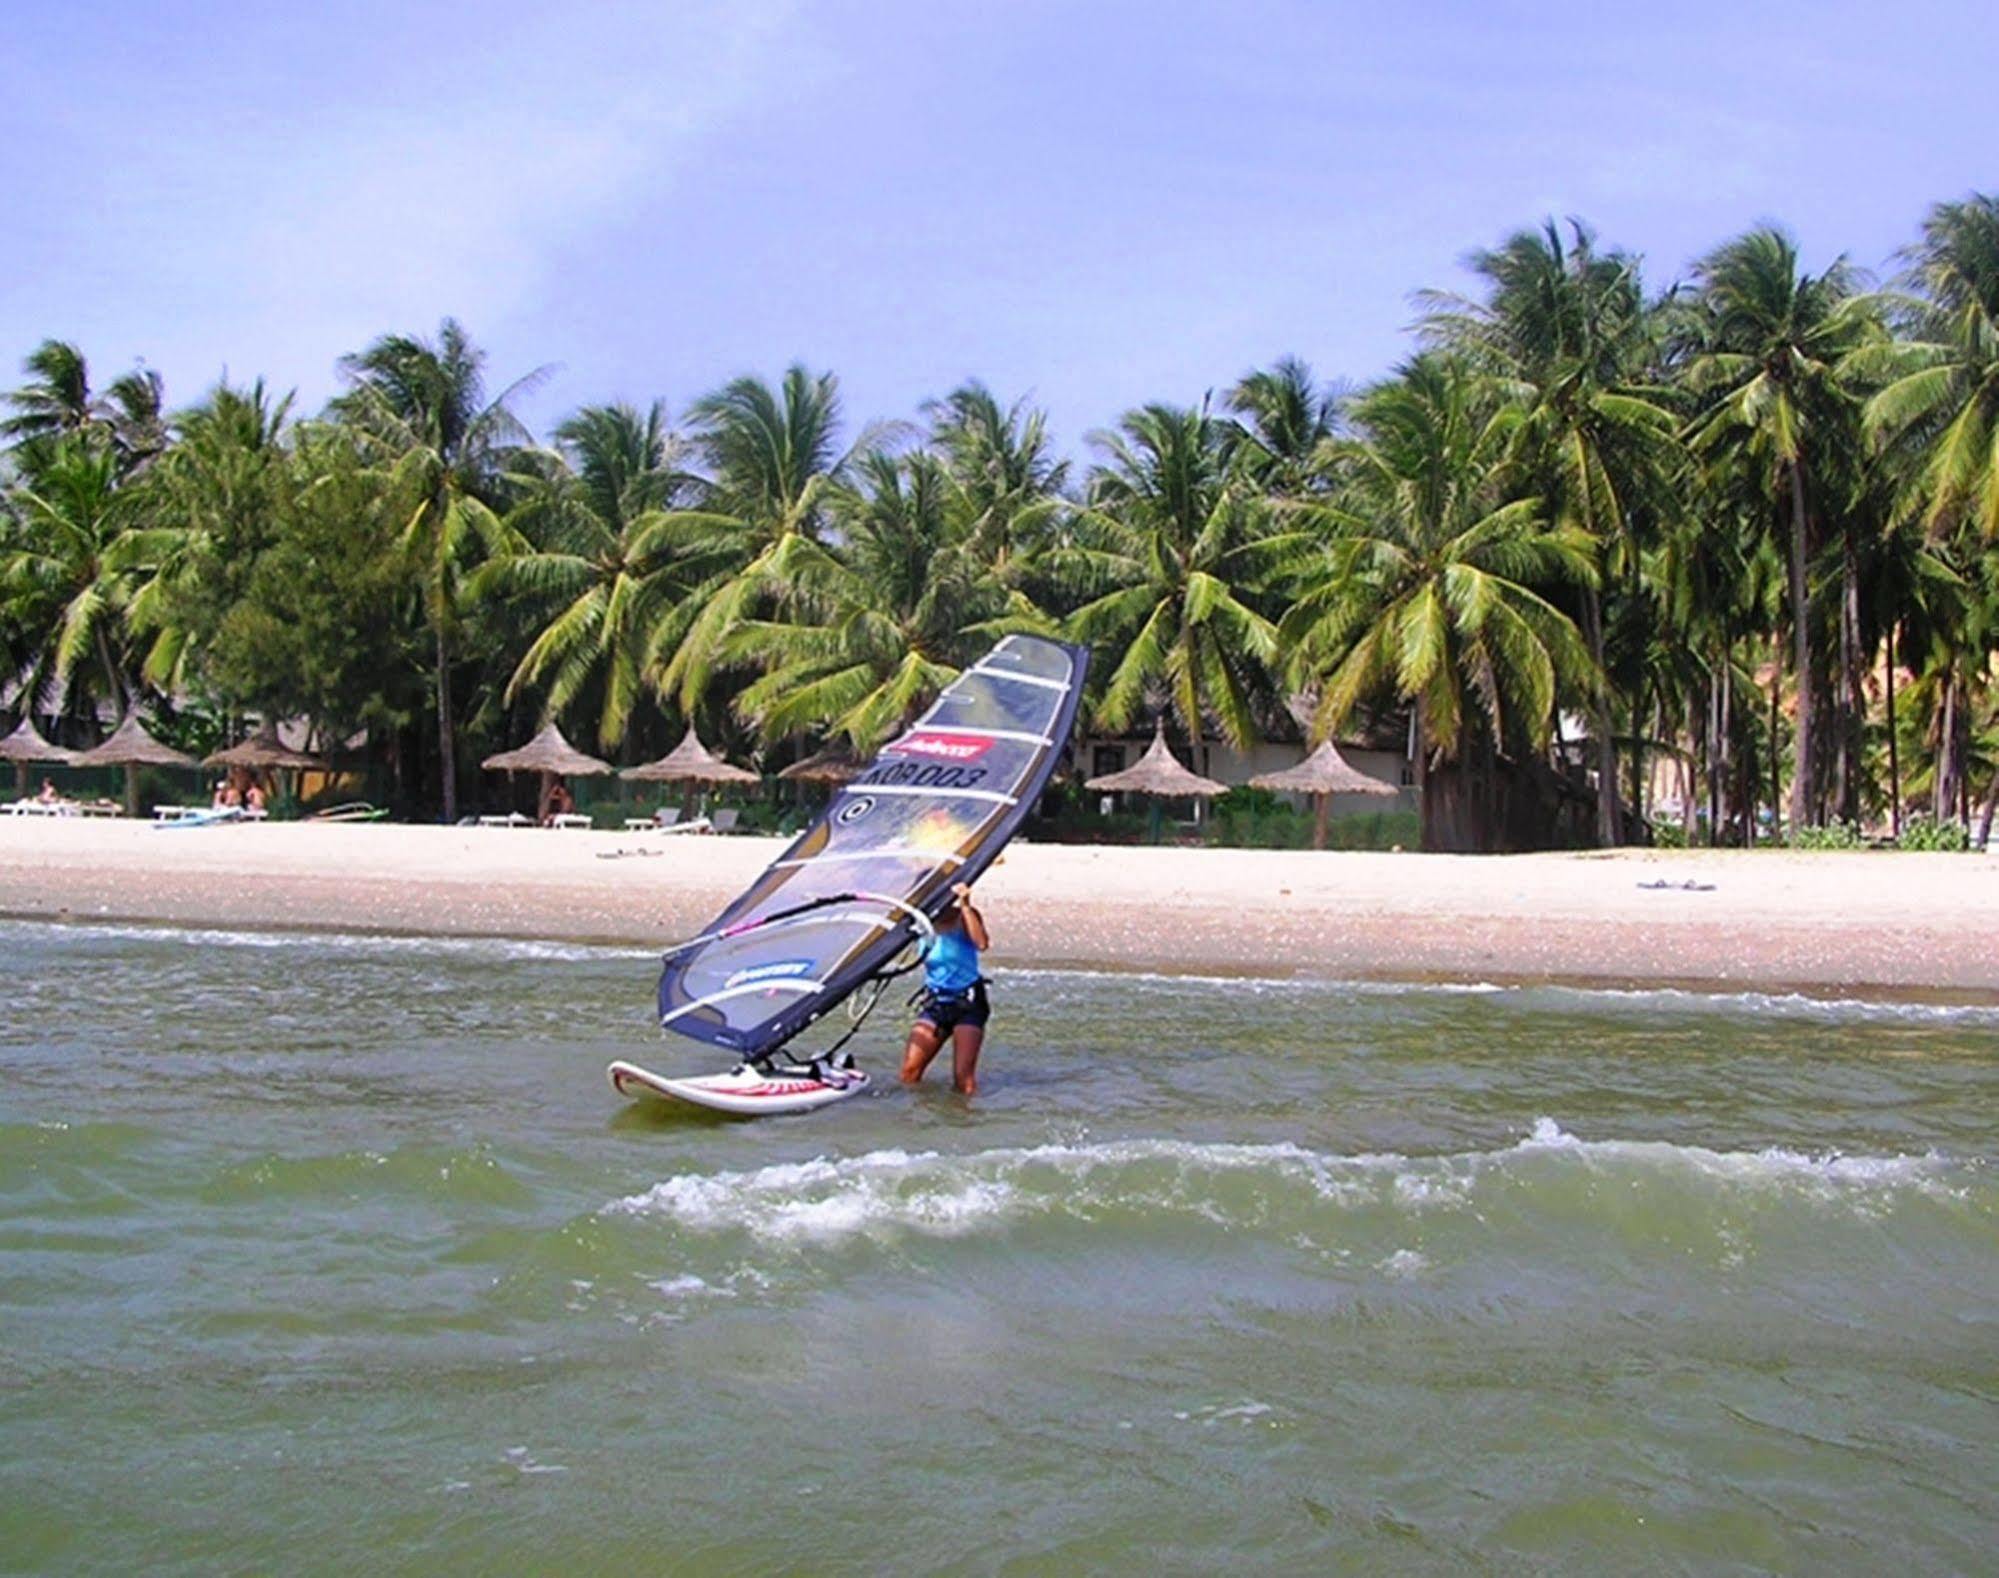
left=37, top=777, right=58, bottom=804
left=900, top=882, right=991, bottom=1096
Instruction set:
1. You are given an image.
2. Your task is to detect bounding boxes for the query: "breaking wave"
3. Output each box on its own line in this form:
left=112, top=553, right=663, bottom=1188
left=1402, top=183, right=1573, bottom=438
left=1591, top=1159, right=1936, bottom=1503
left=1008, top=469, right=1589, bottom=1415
left=605, top=1119, right=1987, bottom=1248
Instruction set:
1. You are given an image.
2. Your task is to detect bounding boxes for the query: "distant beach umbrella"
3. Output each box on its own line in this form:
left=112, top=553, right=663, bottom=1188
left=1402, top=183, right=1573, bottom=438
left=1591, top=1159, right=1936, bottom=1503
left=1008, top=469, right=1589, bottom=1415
left=1085, top=718, right=1229, bottom=842
left=1251, top=738, right=1397, bottom=850
left=203, top=724, right=329, bottom=773
left=1, top=715, right=77, bottom=796
left=622, top=729, right=759, bottom=813
left=481, top=722, right=615, bottom=779
left=482, top=721, right=614, bottom=823
left=73, top=713, right=199, bottom=816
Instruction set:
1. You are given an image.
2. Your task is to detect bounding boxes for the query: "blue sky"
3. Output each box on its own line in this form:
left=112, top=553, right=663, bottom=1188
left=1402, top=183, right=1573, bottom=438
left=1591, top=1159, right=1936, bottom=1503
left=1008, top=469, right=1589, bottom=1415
left=4, top=1, right=1992, bottom=452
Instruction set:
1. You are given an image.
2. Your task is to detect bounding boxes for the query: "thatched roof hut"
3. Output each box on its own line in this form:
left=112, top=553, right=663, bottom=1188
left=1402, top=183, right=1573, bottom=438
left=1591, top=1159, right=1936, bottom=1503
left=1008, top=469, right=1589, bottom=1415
left=73, top=713, right=199, bottom=815
left=621, top=730, right=758, bottom=786
left=1, top=715, right=77, bottom=796
left=1251, top=738, right=1397, bottom=849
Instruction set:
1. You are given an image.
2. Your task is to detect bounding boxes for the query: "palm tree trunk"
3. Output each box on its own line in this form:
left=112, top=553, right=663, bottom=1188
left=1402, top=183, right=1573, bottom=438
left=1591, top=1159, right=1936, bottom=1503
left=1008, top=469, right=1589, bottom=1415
left=435, top=622, right=457, bottom=823
left=1835, top=531, right=1862, bottom=825
left=1786, top=462, right=1815, bottom=831
left=1769, top=666, right=1783, bottom=844
left=1581, top=589, right=1619, bottom=845
left=1975, top=763, right=1999, bottom=851
left=1312, top=791, right=1329, bottom=852
left=1411, top=708, right=1431, bottom=852
left=1885, top=623, right=1900, bottom=839
left=1934, top=666, right=1959, bottom=824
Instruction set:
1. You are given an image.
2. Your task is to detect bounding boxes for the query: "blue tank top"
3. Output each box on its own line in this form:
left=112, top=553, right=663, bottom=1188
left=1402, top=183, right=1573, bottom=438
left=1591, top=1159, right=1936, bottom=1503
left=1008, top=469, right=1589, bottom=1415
left=925, top=927, right=983, bottom=993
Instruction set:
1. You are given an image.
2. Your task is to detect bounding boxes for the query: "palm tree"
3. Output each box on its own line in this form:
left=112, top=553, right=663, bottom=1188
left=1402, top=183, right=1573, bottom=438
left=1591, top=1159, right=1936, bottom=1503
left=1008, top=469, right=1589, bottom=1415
left=1225, top=356, right=1343, bottom=493
left=727, top=449, right=1033, bottom=750
left=1860, top=194, right=1999, bottom=540
left=1684, top=228, right=1874, bottom=831
left=0, top=437, right=140, bottom=723
left=1278, top=357, right=1596, bottom=848
left=476, top=402, right=701, bottom=750
left=2, top=340, right=98, bottom=451
left=652, top=365, right=863, bottom=712
left=1420, top=220, right=1681, bottom=843
left=118, top=379, right=295, bottom=693
left=924, top=381, right=1068, bottom=573
left=332, top=319, right=545, bottom=820
left=1055, top=402, right=1280, bottom=752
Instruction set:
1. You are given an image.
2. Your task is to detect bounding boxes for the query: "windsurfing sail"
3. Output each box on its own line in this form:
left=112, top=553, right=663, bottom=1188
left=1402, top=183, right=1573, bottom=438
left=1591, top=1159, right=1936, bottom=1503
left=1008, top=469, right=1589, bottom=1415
left=656, top=634, right=1089, bottom=1061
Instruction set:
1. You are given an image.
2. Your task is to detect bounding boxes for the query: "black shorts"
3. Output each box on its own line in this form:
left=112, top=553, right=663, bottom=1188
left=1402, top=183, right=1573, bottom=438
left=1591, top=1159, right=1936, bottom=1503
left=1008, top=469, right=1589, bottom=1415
left=918, top=981, right=990, bottom=1034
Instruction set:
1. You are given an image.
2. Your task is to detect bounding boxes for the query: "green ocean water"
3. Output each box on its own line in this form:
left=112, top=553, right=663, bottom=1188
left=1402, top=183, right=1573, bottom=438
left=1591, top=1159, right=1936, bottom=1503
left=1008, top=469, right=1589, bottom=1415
left=2, top=918, right=1996, bottom=1576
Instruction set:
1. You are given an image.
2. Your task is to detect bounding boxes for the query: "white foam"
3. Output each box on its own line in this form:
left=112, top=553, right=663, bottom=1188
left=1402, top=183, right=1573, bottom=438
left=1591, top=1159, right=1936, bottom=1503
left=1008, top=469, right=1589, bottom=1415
left=605, top=1126, right=1976, bottom=1247
left=2, top=917, right=652, bottom=963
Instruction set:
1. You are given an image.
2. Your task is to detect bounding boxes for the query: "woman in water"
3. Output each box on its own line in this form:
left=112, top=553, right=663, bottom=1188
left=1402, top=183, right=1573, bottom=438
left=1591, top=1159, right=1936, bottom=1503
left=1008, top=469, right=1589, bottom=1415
left=900, top=881, right=991, bottom=1095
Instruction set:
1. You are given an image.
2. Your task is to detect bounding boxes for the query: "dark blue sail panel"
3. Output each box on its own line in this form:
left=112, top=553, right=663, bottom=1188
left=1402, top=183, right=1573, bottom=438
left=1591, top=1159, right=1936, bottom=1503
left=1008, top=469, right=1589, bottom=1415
left=656, top=636, right=1089, bottom=1057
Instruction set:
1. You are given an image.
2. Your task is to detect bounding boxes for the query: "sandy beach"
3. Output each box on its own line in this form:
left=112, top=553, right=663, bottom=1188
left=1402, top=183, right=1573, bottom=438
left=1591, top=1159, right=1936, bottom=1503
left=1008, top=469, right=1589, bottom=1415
left=3, top=817, right=1994, bottom=996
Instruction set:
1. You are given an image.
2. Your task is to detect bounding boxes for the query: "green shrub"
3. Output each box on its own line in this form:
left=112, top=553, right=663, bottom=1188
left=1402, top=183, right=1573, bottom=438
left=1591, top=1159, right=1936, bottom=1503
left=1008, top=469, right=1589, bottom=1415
left=1650, top=819, right=1689, bottom=849
left=1790, top=820, right=1864, bottom=850
left=1896, top=814, right=1969, bottom=852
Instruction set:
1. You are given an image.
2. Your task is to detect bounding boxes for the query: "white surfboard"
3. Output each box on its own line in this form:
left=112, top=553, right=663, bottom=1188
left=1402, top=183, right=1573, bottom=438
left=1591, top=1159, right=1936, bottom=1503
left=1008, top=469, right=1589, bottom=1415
left=607, top=1058, right=868, bottom=1116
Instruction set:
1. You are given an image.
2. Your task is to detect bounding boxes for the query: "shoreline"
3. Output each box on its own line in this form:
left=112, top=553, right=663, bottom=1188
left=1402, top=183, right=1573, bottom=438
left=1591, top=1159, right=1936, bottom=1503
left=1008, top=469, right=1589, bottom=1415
left=4, top=819, right=1997, bottom=1002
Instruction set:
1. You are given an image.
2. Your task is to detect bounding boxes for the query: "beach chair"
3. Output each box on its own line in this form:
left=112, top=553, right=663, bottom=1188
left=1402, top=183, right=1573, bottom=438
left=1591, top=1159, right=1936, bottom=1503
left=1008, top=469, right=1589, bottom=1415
left=153, top=805, right=201, bottom=822
left=551, top=812, right=592, bottom=830
left=710, top=808, right=741, bottom=834
left=476, top=812, right=533, bottom=828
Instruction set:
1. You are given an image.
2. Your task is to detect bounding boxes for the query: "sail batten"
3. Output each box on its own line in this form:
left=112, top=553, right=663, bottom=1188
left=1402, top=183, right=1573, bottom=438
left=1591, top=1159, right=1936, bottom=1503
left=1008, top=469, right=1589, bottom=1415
left=655, top=636, right=1089, bottom=1059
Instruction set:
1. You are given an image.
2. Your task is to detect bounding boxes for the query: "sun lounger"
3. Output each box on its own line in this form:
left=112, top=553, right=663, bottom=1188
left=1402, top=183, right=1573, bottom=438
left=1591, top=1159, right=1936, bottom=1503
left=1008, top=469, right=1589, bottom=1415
left=622, top=807, right=685, bottom=831
left=550, top=813, right=592, bottom=830
left=476, top=812, right=534, bottom=828
left=654, top=814, right=711, bottom=835
left=312, top=802, right=386, bottom=823
left=710, top=808, right=741, bottom=834
left=77, top=800, right=121, bottom=817
left=5, top=798, right=76, bottom=817
left=153, top=805, right=204, bottom=822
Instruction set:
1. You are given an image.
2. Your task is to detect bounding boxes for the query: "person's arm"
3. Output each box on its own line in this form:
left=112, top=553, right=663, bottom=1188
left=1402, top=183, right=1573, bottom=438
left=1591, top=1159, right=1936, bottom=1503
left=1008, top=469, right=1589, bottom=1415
left=952, top=883, right=991, bottom=950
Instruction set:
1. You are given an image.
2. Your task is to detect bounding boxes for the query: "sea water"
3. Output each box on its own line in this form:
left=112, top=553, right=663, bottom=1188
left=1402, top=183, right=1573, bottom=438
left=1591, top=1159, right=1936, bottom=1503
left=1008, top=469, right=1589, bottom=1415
left=2, top=919, right=1995, bottom=1574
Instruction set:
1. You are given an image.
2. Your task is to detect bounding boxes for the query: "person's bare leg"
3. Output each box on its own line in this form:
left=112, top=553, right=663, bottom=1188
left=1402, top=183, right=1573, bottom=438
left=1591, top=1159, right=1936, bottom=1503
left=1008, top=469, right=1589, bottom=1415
left=951, top=1024, right=984, bottom=1096
left=900, top=1022, right=945, bottom=1084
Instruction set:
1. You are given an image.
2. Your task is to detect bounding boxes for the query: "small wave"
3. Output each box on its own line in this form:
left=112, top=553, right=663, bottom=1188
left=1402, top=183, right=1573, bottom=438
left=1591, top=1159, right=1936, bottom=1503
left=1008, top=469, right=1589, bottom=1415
left=605, top=1123, right=1980, bottom=1248
left=1, top=917, right=653, bottom=963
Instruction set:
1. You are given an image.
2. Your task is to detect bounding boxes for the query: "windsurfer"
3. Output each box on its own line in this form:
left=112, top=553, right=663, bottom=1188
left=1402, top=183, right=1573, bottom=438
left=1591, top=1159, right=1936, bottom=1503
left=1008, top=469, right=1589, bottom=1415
left=900, top=881, right=990, bottom=1095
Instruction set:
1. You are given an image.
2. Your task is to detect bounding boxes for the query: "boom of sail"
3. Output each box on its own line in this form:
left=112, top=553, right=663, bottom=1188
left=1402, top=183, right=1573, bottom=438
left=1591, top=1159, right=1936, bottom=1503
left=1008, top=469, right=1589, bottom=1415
left=655, top=635, right=1089, bottom=1064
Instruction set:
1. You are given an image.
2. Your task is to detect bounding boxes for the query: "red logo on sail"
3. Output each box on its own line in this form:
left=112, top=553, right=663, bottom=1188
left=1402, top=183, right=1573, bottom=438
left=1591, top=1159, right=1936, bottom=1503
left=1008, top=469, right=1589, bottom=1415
left=888, top=731, right=995, bottom=762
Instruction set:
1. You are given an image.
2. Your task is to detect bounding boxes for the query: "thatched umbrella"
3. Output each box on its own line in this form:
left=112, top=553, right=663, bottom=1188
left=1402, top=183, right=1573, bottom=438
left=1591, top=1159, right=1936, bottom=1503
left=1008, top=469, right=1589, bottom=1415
left=622, top=729, right=760, bottom=814
left=73, top=713, right=199, bottom=816
left=203, top=724, right=329, bottom=773
left=482, top=722, right=613, bottom=821
left=1, top=716, right=77, bottom=797
left=204, top=725, right=333, bottom=813
left=1251, top=738, right=1397, bottom=850
left=1085, top=719, right=1229, bottom=843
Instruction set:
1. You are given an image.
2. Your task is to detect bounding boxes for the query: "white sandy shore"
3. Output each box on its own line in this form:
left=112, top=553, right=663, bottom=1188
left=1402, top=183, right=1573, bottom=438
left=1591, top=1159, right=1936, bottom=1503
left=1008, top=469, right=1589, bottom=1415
left=2, top=818, right=1995, bottom=997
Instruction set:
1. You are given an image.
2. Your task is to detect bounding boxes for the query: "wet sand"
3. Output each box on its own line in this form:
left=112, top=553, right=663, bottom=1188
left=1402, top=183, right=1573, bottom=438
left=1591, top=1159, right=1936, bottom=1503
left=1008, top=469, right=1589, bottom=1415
left=2, top=818, right=1994, bottom=996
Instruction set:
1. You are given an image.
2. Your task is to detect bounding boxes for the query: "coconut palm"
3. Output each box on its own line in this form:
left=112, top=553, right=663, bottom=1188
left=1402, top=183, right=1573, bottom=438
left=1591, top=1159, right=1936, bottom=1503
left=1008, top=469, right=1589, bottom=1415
left=476, top=402, right=705, bottom=750
left=727, top=449, right=1035, bottom=750
left=2, top=340, right=99, bottom=451
left=1420, top=220, right=1682, bottom=843
left=117, top=379, right=295, bottom=692
left=0, top=436, right=140, bottom=721
left=924, top=381, right=1068, bottom=572
left=652, top=365, right=864, bottom=711
left=332, top=319, right=545, bottom=820
left=1225, top=356, right=1342, bottom=493
left=1684, top=228, right=1876, bottom=831
left=1278, top=357, right=1596, bottom=845
left=1055, top=402, right=1280, bottom=752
